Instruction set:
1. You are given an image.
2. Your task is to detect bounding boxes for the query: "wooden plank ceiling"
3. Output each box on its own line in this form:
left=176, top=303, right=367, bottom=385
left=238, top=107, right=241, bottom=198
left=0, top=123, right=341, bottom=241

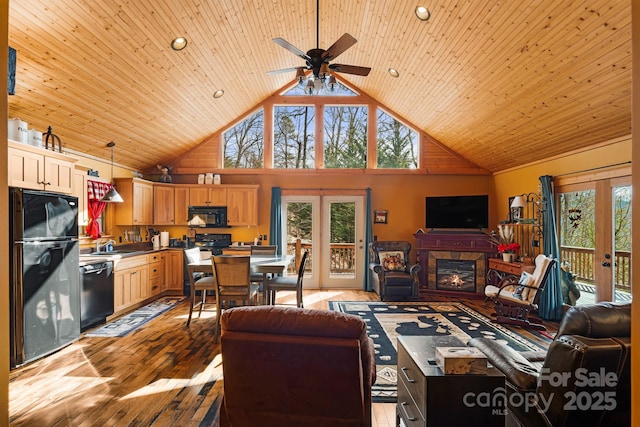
left=7, top=0, right=631, bottom=174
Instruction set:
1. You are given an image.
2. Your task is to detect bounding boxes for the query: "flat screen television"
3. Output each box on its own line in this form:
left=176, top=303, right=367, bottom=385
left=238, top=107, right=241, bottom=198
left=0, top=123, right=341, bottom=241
left=426, top=195, right=489, bottom=230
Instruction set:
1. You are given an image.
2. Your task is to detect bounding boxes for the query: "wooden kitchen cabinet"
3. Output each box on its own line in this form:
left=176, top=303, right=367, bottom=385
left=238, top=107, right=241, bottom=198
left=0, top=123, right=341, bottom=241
left=174, top=187, right=190, bottom=225
left=226, top=186, right=259, bottom=226
left=114, top=178, right=154, bottom=225
left=164, top=250, right=184, bottom=292
left=189, top=186, right=227, bottom=206
left=148, top=252, right=164, bottom=296
left=113, top=255, right=150, bottom=314
left=8, top=141, right=76, bottom=194
left=153, top=184, right=175, bottom=225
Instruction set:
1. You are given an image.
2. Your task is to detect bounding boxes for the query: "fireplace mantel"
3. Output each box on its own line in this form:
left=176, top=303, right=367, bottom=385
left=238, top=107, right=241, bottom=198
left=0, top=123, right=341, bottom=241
left=414, top=231, right=495, bottom=298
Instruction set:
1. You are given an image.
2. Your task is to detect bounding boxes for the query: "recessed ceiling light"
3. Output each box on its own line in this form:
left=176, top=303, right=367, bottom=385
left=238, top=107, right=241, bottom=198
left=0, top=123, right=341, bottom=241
left=213, top=90, right=225, bottom=99
left=415, top=6, right=431, bottom=21
left=171, top=37, right=188, bottom=51
left=388, top=68, right=400, bottom=78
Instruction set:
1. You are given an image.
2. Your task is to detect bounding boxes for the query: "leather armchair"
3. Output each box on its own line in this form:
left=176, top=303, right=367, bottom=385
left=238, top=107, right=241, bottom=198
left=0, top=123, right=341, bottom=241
left=469, top=302, right=631, bottom=427
left=369, top=241, right=421, bottom=301
left=219, top=305, right=376, bottom=427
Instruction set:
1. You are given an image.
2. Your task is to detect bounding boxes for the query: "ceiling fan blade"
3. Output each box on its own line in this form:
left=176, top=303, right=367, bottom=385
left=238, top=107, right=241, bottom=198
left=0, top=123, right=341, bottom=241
left=330, top=64, right=371, bottom=76
left=267, top=67, right=304, bottom=75
left=322, top=33, right=357, bottom=61
left=272, top=38, right=311, bottom=60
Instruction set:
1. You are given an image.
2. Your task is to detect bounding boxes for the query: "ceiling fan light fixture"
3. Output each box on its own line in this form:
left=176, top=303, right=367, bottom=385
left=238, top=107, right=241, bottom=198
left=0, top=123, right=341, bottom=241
left=415, top=6, right=431, bottom=21
left=170, top=37, right=188, bottom=51
left=319, top=63, right=330, bottom=77
left=295, top=68, right=306, bottom=84
left=305, top=79, right=315, bottom=95
left=328, top=75, right=337, bottom=91
left=388, top=68, right=400, bottom=78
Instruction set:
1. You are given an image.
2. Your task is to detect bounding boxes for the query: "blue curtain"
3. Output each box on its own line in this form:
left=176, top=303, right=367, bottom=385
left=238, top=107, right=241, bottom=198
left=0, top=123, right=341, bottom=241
left=364, top=188, right=374, bottom=291
left=539, top=175, right=564, bottom=320
left=269, top=187, right=283, bottom=255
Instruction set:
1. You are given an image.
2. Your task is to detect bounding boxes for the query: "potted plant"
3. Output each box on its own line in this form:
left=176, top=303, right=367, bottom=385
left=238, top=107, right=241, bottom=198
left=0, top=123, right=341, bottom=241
left=490, top=224, right=520, bottom=262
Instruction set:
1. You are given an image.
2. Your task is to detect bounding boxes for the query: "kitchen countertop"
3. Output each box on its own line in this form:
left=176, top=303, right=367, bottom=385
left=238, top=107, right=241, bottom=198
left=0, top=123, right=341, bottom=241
left=78, top=247, right=182, bottom=266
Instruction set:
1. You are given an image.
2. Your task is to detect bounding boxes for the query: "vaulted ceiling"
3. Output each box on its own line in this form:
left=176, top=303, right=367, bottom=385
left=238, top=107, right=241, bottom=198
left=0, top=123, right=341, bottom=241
left=7, top=0, right=632, bottom=174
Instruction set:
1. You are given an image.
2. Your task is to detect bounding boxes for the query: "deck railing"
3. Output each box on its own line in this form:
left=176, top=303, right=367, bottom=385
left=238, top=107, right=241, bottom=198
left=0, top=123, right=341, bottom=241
left=560, top=245, right=631, bottom=293
left=285, top=240, right=356, bottom=274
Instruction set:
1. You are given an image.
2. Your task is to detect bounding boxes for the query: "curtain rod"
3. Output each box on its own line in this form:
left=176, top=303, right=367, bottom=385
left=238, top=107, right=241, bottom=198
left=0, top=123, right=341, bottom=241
left=554, top=161, right=631, bottom=178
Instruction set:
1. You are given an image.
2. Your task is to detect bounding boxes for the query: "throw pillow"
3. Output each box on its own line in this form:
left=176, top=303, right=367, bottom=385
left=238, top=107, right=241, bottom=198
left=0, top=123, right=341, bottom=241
left=378, top=251, right=406, bottom=271
left=518, top=271, right=534, bottom=301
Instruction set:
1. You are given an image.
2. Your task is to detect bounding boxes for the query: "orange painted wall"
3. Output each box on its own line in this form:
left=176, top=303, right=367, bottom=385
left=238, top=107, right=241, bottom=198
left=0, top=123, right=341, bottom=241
left=492, top=137, right=631, bottom=223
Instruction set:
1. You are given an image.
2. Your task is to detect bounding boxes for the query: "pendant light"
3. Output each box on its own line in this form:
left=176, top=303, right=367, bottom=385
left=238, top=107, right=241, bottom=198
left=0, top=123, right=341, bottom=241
left=101, top=141, right=124, bottom=203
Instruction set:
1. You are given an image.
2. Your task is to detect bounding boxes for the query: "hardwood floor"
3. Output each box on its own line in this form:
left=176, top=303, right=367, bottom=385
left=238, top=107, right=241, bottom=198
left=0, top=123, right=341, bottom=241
left=9, top=290, right=558, bottom=426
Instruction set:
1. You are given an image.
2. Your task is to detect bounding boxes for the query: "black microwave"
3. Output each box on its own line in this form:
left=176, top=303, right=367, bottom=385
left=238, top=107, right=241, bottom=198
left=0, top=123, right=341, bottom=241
left=188, top=206, right=228, bottom=228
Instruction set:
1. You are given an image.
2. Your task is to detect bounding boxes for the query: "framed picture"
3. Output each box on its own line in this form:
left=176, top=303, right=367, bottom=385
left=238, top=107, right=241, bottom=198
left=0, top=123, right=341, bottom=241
left=508, top=196, right=523, bottom=223
left=374, top=210, right=388, bottom=224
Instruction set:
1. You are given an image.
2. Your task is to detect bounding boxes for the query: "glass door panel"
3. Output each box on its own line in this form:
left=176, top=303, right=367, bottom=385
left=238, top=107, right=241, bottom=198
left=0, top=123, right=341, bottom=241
left=559, top=189, right=596, bottom=305
left=282, top=197, right=319, bottom=288
left=322, top=196, right=364, bottom=288
left=558, top=178, right=631, bottom=305
left=612, top=185, right=632, bottom=302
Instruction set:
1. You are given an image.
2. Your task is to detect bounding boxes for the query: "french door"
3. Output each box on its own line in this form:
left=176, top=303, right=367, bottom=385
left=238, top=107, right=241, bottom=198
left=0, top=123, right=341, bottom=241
left=557, top=175, right=631, bottom=304
left=281, top=194, right=365, bottom=289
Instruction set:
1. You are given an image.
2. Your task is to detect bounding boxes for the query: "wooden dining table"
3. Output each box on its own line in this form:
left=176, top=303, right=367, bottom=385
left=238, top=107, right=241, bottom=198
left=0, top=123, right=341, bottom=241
left=187, top=254, right=295, bottom=305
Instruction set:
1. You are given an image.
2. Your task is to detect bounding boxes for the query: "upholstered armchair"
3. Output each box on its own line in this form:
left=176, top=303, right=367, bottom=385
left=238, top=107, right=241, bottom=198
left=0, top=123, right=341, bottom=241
left=369, top=241, right=421, bottom=301
left=219, top=305, right=376, bottom=427
left=469, top=302, right=631, bottom=427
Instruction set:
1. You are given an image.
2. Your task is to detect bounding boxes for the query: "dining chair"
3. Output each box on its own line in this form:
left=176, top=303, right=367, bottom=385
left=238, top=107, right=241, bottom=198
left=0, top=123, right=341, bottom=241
left=184, top=248, right=216, bottom=327
left=265, top=250, right=309, bottom=308
left=249, top=245, right=278, bottom=292
left=212, top=255, right=259, bottom=343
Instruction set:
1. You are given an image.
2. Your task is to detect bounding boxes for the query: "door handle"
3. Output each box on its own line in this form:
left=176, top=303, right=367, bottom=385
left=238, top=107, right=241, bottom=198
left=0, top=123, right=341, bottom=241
left=602, top=262, right=611, bottom=267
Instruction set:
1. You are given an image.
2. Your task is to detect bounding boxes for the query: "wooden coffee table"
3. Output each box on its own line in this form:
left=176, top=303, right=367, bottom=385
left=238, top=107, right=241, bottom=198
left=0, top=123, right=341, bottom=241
left=396, top=335, right=505, bottom=427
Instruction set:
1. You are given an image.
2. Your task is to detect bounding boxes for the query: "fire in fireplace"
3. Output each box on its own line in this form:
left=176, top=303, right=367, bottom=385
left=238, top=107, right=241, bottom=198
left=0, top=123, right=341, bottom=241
left=436, top=259, right=476, bottom=292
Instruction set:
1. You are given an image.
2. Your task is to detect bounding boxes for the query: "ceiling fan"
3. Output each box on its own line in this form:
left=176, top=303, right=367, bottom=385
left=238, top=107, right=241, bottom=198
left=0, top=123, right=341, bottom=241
left=268, top=0, right=371, bottom=93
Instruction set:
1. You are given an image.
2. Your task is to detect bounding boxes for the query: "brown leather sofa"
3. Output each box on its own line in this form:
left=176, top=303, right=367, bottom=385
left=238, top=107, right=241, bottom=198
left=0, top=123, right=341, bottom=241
left=469, top=302, right=631, bottom=427
left=369, top=241, right=421, bottom=301
left=218, top=305, right=376, bottom=427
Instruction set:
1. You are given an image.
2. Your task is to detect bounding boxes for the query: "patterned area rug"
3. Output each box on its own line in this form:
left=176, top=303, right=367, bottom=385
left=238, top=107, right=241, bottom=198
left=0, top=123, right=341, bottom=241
left=329, top=301, right=547, bottom=403
left=85, top=297, right=184, bottom=338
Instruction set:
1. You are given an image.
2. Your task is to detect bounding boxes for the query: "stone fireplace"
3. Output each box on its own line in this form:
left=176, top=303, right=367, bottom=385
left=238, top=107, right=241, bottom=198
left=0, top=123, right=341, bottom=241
left=428, top=251, right=486, bottom=294
left=414, top=231, right=494, bottom=298
left=436, top=258, right=477, bottom=293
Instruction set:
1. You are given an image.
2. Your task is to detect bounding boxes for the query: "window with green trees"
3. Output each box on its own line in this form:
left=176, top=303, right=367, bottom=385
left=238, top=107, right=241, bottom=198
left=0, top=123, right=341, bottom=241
left=221, top=82, right=421, bottom=170
left=274, top=106, right=315, bottom=169
left=324, top=106, right=367, bottom=168
left=376, top=109, right=419, bottom=169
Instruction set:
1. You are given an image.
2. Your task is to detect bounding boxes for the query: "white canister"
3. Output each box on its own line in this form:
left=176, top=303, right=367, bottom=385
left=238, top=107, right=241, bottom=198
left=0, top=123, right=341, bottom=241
left=213, top=174, right=221, bottom=185
left=8, top=118, right=28, bottom=143
left=29, top=129, right=43, bottom=148
left=160, top=231, right=170, bottom=247
left=205, top=173, right=214, bottom=185
left=197, top=174, right=205, bottom=185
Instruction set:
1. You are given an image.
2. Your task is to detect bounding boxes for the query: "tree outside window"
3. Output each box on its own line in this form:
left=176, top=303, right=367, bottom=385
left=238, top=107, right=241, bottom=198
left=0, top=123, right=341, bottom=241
left=223, top=109, right=264, bottom=168
left=274, top=106, right=315, bottom=169
left=324, top=106, right=367, bottom=168
left=377, top=109, right=419, bottom=169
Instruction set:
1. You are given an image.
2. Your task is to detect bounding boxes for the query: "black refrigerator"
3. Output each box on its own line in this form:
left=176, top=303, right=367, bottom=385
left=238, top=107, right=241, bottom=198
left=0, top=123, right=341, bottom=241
left=9, top=188, right=80, bottom=368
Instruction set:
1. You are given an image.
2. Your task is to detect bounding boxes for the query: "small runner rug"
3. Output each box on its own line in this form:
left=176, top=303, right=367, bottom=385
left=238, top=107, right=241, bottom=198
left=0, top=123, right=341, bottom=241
left=85, top=297, right=184, bottom=338
left=329, top=301, right=547, bottom=403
